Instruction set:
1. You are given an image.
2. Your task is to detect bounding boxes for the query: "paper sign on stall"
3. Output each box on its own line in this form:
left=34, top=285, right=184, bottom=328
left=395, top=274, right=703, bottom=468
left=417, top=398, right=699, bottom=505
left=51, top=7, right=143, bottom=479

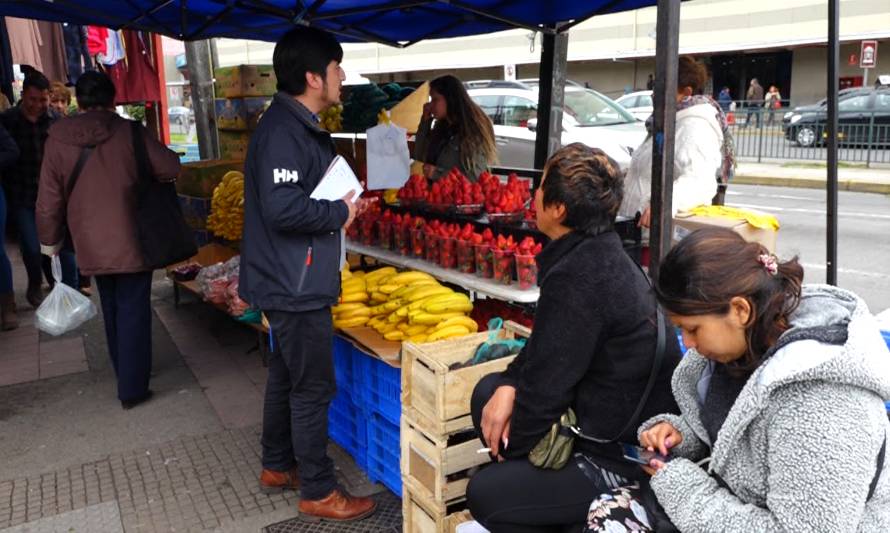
left=366, top=122, right=410, bottom=190
left=311, top=155, right=364, bottom=201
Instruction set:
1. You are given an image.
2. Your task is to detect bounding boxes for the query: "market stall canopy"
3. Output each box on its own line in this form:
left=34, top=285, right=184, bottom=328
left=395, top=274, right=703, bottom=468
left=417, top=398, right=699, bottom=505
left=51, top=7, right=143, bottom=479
left=0, top=1, right=663, bottom=46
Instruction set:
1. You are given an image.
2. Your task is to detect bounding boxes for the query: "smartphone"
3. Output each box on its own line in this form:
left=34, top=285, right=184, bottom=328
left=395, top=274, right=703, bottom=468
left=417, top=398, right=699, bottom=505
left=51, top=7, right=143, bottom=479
left=621, top=443, right=670, bottom=465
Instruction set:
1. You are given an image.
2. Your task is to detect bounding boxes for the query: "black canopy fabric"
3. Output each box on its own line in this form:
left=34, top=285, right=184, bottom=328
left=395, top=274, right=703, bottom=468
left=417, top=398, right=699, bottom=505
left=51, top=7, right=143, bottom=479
left=0, top=1, right=659, bottom=46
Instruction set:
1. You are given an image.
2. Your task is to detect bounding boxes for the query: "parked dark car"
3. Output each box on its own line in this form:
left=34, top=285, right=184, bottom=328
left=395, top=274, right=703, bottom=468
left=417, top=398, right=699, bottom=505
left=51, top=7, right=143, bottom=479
left=783, top=87, right=890, bottom=147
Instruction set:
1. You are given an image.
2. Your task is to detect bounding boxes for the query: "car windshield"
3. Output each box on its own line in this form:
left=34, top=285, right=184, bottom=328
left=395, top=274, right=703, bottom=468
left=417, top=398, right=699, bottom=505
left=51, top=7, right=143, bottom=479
left=562, top=88, right=636, bottom=127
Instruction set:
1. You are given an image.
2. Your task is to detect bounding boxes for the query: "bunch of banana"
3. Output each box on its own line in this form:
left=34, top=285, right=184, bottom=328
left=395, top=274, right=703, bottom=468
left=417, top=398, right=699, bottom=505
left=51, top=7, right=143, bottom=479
left=206, top=170, right=244, bottom=241
left=319, top=104, right=343, bottom=132
left=331, top=267, right=478, bottom=343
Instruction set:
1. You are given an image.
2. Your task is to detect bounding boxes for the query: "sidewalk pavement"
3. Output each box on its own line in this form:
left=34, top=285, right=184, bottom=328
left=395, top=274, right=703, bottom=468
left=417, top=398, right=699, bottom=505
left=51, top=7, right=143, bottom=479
left=734, top=161, right=890, bottom=194
left=0, top=244, right=399, bottom=533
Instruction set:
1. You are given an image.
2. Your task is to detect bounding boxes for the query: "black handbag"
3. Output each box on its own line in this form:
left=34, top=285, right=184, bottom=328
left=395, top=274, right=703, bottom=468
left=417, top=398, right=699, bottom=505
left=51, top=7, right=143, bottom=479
left=130, top=121, right=197, bottom=269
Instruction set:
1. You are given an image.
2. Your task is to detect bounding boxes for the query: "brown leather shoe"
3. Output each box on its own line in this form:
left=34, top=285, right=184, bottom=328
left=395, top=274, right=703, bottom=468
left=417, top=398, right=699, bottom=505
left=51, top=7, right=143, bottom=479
left=259, top=467, right=300, bottom=494
left=298, top=488, right=377, bottom=522
left=26, top=283, right=43, bottom=309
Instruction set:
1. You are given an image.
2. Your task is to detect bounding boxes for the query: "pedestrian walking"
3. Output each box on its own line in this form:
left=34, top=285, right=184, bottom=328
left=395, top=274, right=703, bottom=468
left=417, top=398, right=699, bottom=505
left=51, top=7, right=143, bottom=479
left=0, top=72, right=77, bottom=307
left=717, top=86, right=732, bottom=112
left=744, top=78, right=764, bottom=128
left=36, top=71, right=181, bottom=409
left=764, top=85, right=782, bottom=126
left=239, top=26, right=376, bottom=522
left=0, top=124, right=20, bottom=330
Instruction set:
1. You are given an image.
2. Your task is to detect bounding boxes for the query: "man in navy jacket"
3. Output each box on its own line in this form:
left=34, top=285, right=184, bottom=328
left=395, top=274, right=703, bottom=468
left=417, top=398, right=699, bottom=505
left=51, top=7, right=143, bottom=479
left=239, top=26, right=375, bottom=522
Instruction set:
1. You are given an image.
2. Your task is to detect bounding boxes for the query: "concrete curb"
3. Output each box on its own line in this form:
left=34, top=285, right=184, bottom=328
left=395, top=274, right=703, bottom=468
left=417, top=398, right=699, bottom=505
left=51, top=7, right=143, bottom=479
left=733, top=175, right=890, bottom=195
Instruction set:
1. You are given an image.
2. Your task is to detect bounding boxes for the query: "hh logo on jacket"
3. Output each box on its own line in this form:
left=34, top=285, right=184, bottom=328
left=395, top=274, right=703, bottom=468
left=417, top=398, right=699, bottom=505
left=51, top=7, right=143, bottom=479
left=273, top=168, right=299, bottom=184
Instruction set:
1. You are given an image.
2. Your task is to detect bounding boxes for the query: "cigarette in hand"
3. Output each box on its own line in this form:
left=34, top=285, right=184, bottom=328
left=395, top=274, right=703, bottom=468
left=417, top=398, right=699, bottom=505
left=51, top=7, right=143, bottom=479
left=476, top=447, right=492, bottom=454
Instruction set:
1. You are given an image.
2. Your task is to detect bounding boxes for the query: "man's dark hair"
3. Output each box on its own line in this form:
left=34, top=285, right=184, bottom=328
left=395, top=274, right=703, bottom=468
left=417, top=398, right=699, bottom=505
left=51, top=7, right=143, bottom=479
left=75, top=71, right=116, bottom=109
left=273, top=26, right=343, bottom=96
left=23, top=71, right=50, bottom=92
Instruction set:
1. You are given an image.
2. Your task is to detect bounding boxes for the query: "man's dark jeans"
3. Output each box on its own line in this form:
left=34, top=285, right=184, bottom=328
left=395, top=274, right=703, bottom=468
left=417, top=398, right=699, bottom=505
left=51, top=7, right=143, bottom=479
left=262, top=308, right=338, bottom=500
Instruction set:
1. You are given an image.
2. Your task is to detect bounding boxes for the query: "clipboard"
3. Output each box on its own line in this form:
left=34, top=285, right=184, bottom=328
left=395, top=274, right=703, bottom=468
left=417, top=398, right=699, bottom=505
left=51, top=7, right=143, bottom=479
left=311, top=155, right=364, bottom=201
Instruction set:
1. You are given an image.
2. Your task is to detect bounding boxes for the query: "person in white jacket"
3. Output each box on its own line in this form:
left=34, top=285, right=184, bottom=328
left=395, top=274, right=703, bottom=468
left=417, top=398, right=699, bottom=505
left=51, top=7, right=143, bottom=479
left=620, top=56, right=733, bottom=229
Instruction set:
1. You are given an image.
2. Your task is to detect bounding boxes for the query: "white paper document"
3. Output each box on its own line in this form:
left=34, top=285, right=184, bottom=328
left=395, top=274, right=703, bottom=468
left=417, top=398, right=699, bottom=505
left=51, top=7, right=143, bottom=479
left=311, top=155, right=364, bottom=201
left=366, top=123, right=410, bottom=190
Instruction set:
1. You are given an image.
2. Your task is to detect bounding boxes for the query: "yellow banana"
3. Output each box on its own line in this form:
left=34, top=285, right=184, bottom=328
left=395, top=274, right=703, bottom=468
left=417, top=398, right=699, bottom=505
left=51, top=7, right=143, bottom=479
left=383, top=299, right=404, bottom=312
left=370, top=291, right=389, bottom=303
left=381, top=321, right=401, bottom=334
left=432, top=316, right=479, bottom=333
left=396, top=304, right=412, bottom=317
left=397, top=322, right=412, bottom=332
left=390, top=280, right=436, bottom=299
left=338, top=306, right=371, bottom=320
left=367, top=316, right=385, bottom=329
left=341, top=269, right=352, bottom=280
left=365, top=267, right=397, bottom=282
left=333, top=316, right=369, bottom=329
left=389, top=271, right=435, bottom=285
left=339, top=292, right=368, bottom=303
left=409, top=312, right=465, bottom=326
left=341, top=277, right=366, bottom=293
left=384, top=330, right=405, bottom=341
left=406, top=285, right=453, bottom=302
left=387, top=311, right=403, bottom=323
left=404, top=324, right=429, bottom=336
left=331, top=302, right=365, bottom=314
left=424, top=301, right=473, bottom=314
left=426, top=325, right=471, bottom=342
left=407, top=333, right=428, bottom=343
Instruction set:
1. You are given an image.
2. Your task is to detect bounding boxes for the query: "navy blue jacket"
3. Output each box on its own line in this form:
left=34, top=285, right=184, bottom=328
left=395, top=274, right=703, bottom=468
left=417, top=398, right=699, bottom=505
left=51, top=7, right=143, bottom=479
left=239, top=93, right=349, bottom=312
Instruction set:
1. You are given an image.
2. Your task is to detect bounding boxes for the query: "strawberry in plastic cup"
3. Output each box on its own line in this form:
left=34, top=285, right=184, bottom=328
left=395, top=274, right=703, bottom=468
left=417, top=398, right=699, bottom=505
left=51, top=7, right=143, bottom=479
left=457, top=239, right=476, bottom=274
left=492, top=248, right=515, bottom=285
left=515, top=254, right=538, bottom=290
left=474, top=242, right=493, bottom=278
left=439, top=236, right=457, bottom=269
left=410, top=228, right=425, bottom=258
left=425, top=233, right=440, bottom=264
left=377, top=219, right=393, bottom=250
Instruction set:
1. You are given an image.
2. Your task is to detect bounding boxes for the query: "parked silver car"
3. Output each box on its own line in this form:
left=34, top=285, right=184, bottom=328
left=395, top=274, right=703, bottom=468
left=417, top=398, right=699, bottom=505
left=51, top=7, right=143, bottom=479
left=466, top=81, right=647, bottom=170
left=615, top=90, right=653, bottom=122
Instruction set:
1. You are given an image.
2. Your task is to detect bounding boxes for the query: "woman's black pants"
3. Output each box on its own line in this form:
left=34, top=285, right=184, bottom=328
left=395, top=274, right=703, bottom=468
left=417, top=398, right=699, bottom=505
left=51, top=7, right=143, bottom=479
left=466, top=373, right=618, bottom=533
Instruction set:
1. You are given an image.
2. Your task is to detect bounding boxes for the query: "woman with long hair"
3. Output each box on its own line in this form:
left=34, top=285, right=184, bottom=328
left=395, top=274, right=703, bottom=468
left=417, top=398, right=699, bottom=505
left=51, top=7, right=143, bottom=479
left=413, top=74, right=497, bottom=181
left=585, top=227, right=890, bottom=532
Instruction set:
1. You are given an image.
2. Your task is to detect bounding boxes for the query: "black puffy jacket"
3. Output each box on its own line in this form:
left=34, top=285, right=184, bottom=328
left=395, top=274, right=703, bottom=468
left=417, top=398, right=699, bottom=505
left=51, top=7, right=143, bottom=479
left=239, top=93, right=349, bottom=312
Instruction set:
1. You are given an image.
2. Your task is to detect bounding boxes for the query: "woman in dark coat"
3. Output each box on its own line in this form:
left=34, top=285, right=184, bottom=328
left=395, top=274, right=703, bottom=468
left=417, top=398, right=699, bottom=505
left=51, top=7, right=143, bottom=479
left=466, top=143, right=682, bottom=532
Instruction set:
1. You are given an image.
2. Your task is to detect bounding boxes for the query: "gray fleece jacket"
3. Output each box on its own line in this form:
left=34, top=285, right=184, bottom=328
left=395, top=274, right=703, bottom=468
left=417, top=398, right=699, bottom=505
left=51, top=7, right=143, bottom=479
left=639, top=285, right=890, bottom=532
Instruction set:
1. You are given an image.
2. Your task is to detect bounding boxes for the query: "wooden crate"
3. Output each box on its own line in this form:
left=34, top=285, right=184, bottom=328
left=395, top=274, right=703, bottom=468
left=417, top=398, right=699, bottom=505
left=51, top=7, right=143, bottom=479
left=402, top=479, right=472, bottom=533
left=401, top=321, right=531, bottom=436
left=401, top=415, right=488, bottom=504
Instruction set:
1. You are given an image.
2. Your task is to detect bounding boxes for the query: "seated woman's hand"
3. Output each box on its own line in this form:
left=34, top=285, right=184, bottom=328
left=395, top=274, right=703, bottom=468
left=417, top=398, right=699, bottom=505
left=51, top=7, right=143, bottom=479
left=639, top=421, right=683, bottom=456
left=481, top=385, right=516, bottom=460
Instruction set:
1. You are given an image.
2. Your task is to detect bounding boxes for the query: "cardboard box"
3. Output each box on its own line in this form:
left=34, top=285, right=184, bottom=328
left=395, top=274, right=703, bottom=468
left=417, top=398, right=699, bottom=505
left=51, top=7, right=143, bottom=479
left=218, top=131, right=250, bottom=160
left=244, top=97, right=272, bottom=129
left=177, top=159, right=244, bottom=198
left=673, top=209, right=778, bottom=252
left=214, top=65, right=277, bottom=98
left=215, top=98, right=247, bottom=130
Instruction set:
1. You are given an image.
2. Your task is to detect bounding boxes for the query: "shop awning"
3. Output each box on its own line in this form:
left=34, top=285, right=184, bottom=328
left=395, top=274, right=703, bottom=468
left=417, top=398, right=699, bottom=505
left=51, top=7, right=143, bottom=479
left=0, top=1, right=661, bottom=46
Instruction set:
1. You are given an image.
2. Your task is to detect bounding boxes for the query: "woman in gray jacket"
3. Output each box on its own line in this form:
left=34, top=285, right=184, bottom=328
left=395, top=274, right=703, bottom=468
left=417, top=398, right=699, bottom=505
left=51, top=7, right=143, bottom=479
left=413, top=74, right=497, bottom=181
left=586, top=227, right=890, bottom=532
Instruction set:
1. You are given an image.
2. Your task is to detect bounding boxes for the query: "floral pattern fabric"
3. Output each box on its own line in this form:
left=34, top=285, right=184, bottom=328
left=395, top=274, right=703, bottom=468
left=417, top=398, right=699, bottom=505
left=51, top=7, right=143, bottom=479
left=584, top=484, right=654, bottom=533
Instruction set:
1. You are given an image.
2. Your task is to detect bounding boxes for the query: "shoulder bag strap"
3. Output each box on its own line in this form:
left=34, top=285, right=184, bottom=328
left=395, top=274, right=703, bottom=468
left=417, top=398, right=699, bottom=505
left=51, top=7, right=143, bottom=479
left=867, top=434, right=887, bottom=501
left=130, top=120, right=150, bottom=187
left=65, top=145, right=94, bottom=201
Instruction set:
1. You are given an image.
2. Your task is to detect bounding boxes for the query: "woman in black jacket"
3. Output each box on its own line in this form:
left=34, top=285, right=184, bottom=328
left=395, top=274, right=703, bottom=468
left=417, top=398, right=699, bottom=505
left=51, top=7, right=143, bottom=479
left=466, top=143, right=682, bottom=533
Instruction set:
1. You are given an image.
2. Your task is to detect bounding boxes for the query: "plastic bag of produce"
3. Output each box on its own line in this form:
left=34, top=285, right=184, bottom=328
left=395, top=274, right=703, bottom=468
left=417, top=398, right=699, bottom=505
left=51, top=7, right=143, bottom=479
left=36, top=256, right=97, bottom=336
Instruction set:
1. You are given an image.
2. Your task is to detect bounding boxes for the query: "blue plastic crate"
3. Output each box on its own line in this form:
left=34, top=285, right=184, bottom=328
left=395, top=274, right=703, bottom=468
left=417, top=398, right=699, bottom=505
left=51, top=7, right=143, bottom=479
left=362, top=356, right=402, bottom=426
left=333, top=336, right=354, bottom=396
left=351, top=346, right=369, bottom=405
left=328, top=389, right=368, bottom=471
left=366, top=413, right=401, bottom=497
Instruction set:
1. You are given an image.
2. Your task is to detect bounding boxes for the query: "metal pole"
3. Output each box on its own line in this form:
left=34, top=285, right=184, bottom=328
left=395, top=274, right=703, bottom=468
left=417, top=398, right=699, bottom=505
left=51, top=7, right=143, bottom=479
left=648, top=0, right=681, bottom=281
left=533, top=25, right=568, bottom=184
left=210, top=38, right=220, bottom=71
left=826, top=0, right=839, bottom=285
left=185, top=40, right=219, bottom=160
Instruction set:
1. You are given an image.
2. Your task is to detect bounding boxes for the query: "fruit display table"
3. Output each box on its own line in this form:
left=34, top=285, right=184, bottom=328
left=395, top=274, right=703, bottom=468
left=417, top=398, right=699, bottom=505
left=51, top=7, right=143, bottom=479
left=346, top=242, right=540, bottom=304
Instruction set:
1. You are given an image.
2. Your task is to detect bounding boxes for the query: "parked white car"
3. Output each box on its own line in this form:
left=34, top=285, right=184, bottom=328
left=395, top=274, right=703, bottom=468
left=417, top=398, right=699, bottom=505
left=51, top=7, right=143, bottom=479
left=466, top=82, right=647, bottom=170
left=615, top=90, right=653, bottom=122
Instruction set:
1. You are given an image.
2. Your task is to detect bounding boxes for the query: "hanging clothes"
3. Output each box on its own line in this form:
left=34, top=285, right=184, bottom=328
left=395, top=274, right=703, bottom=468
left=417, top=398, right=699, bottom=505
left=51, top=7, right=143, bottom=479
left=62, top=24, right=92, bottom=85
left=5, top=17, right=43, bottom=72
left=35, top=21, right=67, bottom=83
left=86, top=26, right=108, bottom=58
left=121, top=31, right=159, bottom=103
left=97, top=30, right=125, bottom=66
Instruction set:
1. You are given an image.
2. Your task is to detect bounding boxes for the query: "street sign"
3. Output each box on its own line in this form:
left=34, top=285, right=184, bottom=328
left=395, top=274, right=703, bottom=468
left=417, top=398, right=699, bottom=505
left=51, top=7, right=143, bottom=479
left=504, top=64, right=516, bottom=81
left=860, top=40, right=878, bottom=69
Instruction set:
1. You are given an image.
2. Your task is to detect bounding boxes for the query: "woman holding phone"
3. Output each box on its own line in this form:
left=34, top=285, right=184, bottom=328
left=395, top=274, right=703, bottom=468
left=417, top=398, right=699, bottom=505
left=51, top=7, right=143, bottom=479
left=586, top=227, right=890, bottom=532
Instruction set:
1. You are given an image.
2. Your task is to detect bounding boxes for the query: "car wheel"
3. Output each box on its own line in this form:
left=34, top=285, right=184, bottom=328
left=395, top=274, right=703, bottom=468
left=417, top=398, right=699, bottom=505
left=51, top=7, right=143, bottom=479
left=796, top=126, right=816, bottom=147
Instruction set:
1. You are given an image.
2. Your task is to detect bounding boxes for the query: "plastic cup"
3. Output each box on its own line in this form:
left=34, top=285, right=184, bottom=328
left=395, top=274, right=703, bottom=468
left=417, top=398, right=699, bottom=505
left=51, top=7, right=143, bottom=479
left=425, top=233, right=440, bottom=264
left=360, top=221, right=376, bottom=246
left=492, top=248, right=515, bottom=285
left=410, top=228, right=425, bottom=258
left=377, top=220, right=393, bottom=250
left=457, top=240, right=476, bottom=274
left=474, top=243, right=493, bottom=279
left=439, top=237, right=457, bottom=269
left=515, top=254, right=538, bottom=290
left=394, top=226, right=411, bottom=256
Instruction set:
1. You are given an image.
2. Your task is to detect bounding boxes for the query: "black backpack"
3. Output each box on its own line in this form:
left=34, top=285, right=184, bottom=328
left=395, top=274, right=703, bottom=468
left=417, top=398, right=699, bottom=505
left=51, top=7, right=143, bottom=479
left=130, top=121, right=197, bottom=269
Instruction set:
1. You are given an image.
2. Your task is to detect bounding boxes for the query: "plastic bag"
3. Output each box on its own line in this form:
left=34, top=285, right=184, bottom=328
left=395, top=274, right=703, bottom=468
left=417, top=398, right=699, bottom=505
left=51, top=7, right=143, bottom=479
left=36, top=256, right=97, bottom=336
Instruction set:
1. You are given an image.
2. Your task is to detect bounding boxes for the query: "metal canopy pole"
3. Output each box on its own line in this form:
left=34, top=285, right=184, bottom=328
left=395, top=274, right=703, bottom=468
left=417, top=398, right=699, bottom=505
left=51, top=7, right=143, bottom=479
left=533, top=26, right=568, bottom=183
left=648, top=0, right=681, bottom=282
left=185, top=40, right=219, bottom=160
left=826, top=0, right=839, bottom=285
